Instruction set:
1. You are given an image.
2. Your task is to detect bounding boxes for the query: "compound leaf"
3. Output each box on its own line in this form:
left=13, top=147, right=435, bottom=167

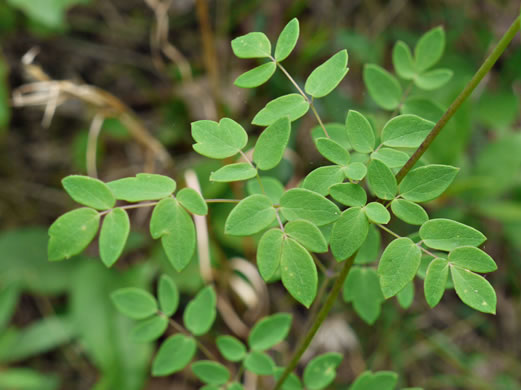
left=234, top=62, right=276, bottom=88
left=252, top=94, right=309, bottom=126
left=415, top=26, right=445, bottom=72
left=285, top=220, right=328, bottom=253
left=225, top=195, right=276, bottom=236
left=248, top=313, right=292, bottom=351
left=305, top=50, right=349, bottom=98
left=62, top=175, right=115, bottom=210
left=363, top=64, right=402, bottom=110
left=183, top=286, right=217, bottom=336
left=451, top=266, right=496, bottom=314
left=424, top=258, right=449, bottom=308
left=99, top=208, right=130, bottom=267
left=110, top=287, right=158, bottom=319
left=152, top=334, right=196, bottom=376
left=231, top=32, right=271, bottom=58
left=367, top=159, right=397, bottom=200
left=331, top=207, right=369, bottom=261
left=275, top=18, right=299, bottom=62
left=192, top=118, right=248, bottom=159
left=253, top=117, right=291, bottom=170
left=381, top=114, right=434, bottom=148
left=419, top=219, right=486, bottom=251
left=392, top=41, right=415, bottom=79
left=107, top=173, right=176, bottom=202
left=280, top=188, right=340, bottom=226
left=345, top=110, right=375, bottom=153
left=303, top=353, right=343, bottom=390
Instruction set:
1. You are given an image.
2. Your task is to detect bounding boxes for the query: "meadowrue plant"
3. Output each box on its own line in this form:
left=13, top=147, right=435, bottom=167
left=47, top=15, right=521, bottom=390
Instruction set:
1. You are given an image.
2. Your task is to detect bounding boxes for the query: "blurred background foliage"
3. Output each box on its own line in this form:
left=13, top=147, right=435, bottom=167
left=0, top=0, right=520, bottom=389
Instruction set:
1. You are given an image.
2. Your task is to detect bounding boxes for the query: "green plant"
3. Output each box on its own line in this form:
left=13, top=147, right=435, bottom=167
left=46, top=15, right=521, bottom=390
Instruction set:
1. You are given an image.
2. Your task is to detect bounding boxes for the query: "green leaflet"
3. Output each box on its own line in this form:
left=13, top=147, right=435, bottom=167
left=448, top=246, right=497, bottom=273
left=305, top=50, right=349, bottom=98
left=62, top=175, right=115, bottom=210
left=274, top=367, right=303, bottom=390
left=343, top=267, right=384, bottom=324
left=48, top=208, right=100, bottom=261
left=110, top=287, right=158, bottom=319
left=257, top=229, right=284, bottom=281
left=354, top=225, right=381, bottom=265
left=234, top=62, right=276, bottom=88
left=424, top=258, right=449, bottom=308
left=381, top=114, right=435, bottom=148
left=390, top=199, right=429, bottom=225
left=107, top=173, right=176, bottom=202
left=377, top=237, right=421, bottom=299
left=414, top=26, right=445, bottom=72
left=285, top=220, right=328, bottom=253
left=311, top=122, right=352, bottom=150
left=248, top=313, right=292, bottom=351
left=345, top=110, right=375, bottom=153
left=99, top=208, right=130, bottom=267
left=401, top=97, right=444, bottom=122
left=303, top=353, right=343, bottom=390
left=350, top=370, right=398, bottom=390
left=371, top=148, right=409, bottom=169
left=367, top=159, right=397, bottom=200
left=243, top=351, right=275, bottom=375
left=392, top=41, right=415, bottom=79
left=231, top=32, right=271, bottom=58
left=0, top=368, right=58, bottom=390
left=315, top=137, right=350, bottom=166
left=192, top=118, right=248, bottom=159
left=152, top=334, right=196, bottom=376
left=419, top=219, right=486, bottom=251
left=210, top=163, right=257, bottom=182
left=225, top=194, right=276, bottom=236
left=363, top=64, right=402, bottom=110
left=150, top=198, right=195, bottom=271
left=177, top=188, right=208, bottom=216
left=301, top=165, right=345, bottom=196
left=275, top=18, right=299, bottom=62
left=451, top=266, right=496, bottom=314
left=281, top=238, right=317, bottom=308
left=343, top=162, right=368, bottom=181
left=330, top=183, right=367, bottom=207
left=331, top=207, right=369, bottom=261
left=192, top=361, right=230, bottom=385
left=414, top=68, right=453, bottom=90
left=397, top=281, right=414, bottom=309
left=363, top=202, right=390, bottom=224
left=157, top=275, right=179, bottom=316
left=253, top=117, right=291, bottom=170
left=216, top=335, right=246, bottom=362
left=252, top=94, right=310, bottom=126
left=131, top=315, right=168, bottom=343
left=183, top=285, right=217, bottom=336
left=246, top=177, right=285, bottom=204
left=280, top=188, right=340, bottom=226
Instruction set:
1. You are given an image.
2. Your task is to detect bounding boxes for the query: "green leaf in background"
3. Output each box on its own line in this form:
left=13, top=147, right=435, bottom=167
left=399, top=164, right=459, bottom=202
left=234, top=62, right=276, bottom=88
left=343, top=267, right=384, bottom=324
left=303, top=352, right=343, bottom=390
left=247, top=177, right=285, bottom=204
left=157, top=275, right=179, bottom=316
left=400, top=97, right=444, bottom=122
left=274, top=367, right=303, bottom=390
left=367, top=159, right=397, bottom=200
left=0, top=368, right=59, bottom=390
left=285, top=220, right=328, bottom=253
left=301, top=165, right=345, bottom=196
left=131, top=315, right=168, bottom=342
left=99, top=208, right=130, bottom=267
left=257, top=228, right=284, bottom=281
left=183, top=285, right=217, bottom=336
left=397, top=281, right=414, bottom=309
left=253, top=117, right=291, bottom=170
left=381, top=114, right=434, bottom=148
left=227, top=383, right=246, bottom=390
left=231, top=32, right=271, bottom=58
left=111, top=287, right=158, bottom=319
left=448, top=246, right=497, bottom=273
left=378, top=237, right=421, bottom=298
left=424, top=258, right=449, bottom=308
left=305, top=49, right=349, bottom=98
left=364, top=202, right=390, bottom=224
left=451, top=266, right=496, bottom=314
left=0, top=283, right=19, bottom=332
left=62, top=175, right=115, bottom=210
left=252, top=94, right=310, bottom=126
left=354, top=225, right=381, bottom=265
left=419, top=219, right=486, bottom=251
left=177, top=188, right=208, bottom=216
left=210, top=162, right=257, bottom=182
left=275, top=18, right=299, bottom=61
left=414, top=68, right=453, bottom=90
left=225, top=194, right=276, bottom=235
left=331, top=207, right=369, bottom=261
left=363, top=64, right=402, bottom=110
left=48, top=208, right=100, bottom=261
left=281, top=238, right=317, bottom=307
left=330, top=183, right=367, bottom=207
left=414, top=26, right=445, bottom=73
left=371, top=148, right=409, bottom=169
left=216, top=335, right=247, bottom=362
left=390, top=199, right=428, bottom=225
left=6, top=0, right=90, bottom=28
left=152, top=334, right=196, bottom=376
left=192, top=118, right=248, bottom=159
left=343, top=162, right=368, bottom=181
left=311, top=122, right=352, bottom=150
left=280, top=188, right=340, bottom=226
left=315, top=137, right=350, bottom=166
left=392, top=41, right=415, bottom=79
left=243, top=351, right=276, bottom=375
left=248, top=313, right=292, bottom=351
left=0, top=54, right=9, bottom=135
left=349, top=370, right=398, bottom=390
left=345, top=110, right=375, bottom=153
left=192, top=361, right=230, bottom=385
left=107, top=173, right=176, bottom=202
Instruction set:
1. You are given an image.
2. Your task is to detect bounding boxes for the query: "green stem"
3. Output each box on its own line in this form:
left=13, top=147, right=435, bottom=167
left=395, top=16, right=521, bottom=183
